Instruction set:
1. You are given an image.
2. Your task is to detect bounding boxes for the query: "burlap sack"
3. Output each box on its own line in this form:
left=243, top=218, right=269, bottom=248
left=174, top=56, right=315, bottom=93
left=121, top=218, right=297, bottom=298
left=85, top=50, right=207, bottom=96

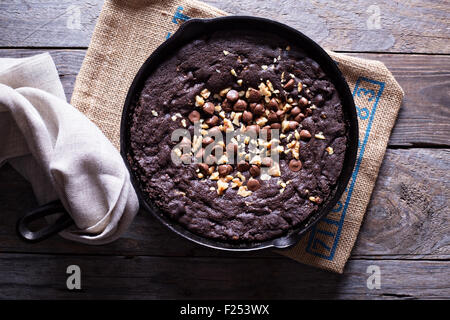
left=71, top=0, right=404, bottom=273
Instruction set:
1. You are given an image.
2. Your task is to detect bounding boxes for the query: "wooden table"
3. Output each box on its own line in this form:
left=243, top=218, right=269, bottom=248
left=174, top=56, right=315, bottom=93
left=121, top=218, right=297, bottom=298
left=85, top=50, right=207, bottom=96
left=0, top=0, right=449, bottom=299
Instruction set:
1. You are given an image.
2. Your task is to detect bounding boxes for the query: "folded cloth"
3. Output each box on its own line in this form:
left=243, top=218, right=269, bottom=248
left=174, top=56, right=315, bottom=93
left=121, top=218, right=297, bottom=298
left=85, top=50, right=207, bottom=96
left=0, top=53, right=139, bottom=244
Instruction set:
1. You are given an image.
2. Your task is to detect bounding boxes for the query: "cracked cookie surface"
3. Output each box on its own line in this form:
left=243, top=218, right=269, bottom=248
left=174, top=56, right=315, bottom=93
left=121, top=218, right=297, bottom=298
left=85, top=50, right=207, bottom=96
left=128, top=31, right=348, bottom=242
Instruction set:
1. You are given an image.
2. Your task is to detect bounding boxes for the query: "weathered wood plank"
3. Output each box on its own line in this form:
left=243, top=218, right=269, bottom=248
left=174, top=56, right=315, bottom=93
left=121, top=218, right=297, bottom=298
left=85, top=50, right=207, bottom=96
left=0, top=0, right=449, bottom=53
left=1, top=49, right=448, bottom=147
left=0, top=253, right=448, bottom=299
left=1, top=149, right=448, bottom=259
left=352, top=148, right=450, bottom=259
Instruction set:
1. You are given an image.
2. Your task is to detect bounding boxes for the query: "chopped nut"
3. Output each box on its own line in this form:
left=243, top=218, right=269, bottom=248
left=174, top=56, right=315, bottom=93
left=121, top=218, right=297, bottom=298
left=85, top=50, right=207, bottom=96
left=219, top=87, right=232, bottom=97
left=223, top=118, right=234, bottom=132
left=192, top=135, right=202, bottom=152
left=236, top=172, right=246, bottom=182
left=181, top=119, right=187, bottom=127
left=281, top=120, right=290, bottom=132
left=237, top=186, right=252, bottom=197
left=230, top=69, right=237, bottom=77
left=258, top=82, right=271, bottom=97
left=197, top=173, right=204, bottom=179
left=232, top=112, right=242, bottom=126
left=200, top=88, right=211, bottom=99
left=195, top=95, right=205, bottom=107
left=277, top=180, right=287, bottom=188
left=151, top=110, right=158, bottom=116
left=250, top=155, right=262, bottom=166
left=309, top=196, right=322, bottom=204
left=261, top=65, right=268, bottom=70
left=315, top=132, right=326, bottom=140
left=223, top=50, right=230, bottom=55
left=217, top=154, right=229, bottom=164
left=292, top=141, right=300, bottom=159
left=255, top=116, right=268, bottom=127
left=209, top=172, right=220, bottom=180
left=287, top=140, right=296, bottom=149
left=297, top=82, right=303, bottom=92
left=217, top=179, right=229, bottom=195
left=237, top=79, right=243, bottom=86
left=173, top=148, right=182, bottom=157
left=268, top=163, right=281, bottom=177
left=266, top=80, right=274, bottom=92
left=231, top=178, right=243, bottom=188
left=326, top=146, right=334, bottom=155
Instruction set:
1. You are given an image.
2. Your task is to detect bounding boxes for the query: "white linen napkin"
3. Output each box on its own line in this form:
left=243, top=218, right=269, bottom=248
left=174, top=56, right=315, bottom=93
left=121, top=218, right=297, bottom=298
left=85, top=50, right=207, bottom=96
left=0, top=52, right=139, bottom=244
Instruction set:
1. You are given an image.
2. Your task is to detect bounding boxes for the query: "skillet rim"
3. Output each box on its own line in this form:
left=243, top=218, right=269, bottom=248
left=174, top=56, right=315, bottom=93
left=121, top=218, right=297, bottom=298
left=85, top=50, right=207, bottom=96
left=120, top=16, right=359, bottom=251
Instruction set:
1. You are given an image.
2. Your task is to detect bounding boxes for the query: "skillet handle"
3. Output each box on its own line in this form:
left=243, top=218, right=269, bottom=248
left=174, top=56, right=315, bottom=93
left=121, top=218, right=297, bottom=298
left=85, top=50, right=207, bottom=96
left=16, top=200, right=74, bottom=243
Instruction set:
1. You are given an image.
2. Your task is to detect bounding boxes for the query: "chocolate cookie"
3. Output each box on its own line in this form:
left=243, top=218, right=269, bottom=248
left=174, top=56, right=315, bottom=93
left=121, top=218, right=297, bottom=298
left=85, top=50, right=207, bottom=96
left=128, top=31, right=348, bottom=242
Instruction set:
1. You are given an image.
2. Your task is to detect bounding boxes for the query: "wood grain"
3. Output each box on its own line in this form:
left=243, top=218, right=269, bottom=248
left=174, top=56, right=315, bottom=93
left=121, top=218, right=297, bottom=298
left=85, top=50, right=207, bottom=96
left=0, top=0, right=449, bottom=53
left=1, top=49, right=448, bottom=147
left=352, top=148, right=450, bottom=259
left=0, top=254, right=448, bottom=299
left=1, top=149, right=448, bottom=260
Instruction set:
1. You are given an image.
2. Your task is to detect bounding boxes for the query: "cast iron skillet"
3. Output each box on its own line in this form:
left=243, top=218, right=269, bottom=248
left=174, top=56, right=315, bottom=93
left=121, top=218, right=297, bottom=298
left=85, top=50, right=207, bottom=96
left=17, top=16, right=358, bottom=249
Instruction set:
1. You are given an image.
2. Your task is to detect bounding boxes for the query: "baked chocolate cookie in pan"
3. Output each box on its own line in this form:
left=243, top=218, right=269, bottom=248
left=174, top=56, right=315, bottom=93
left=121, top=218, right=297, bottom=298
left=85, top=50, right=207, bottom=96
left=127, top=30, right=348, bottom=242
